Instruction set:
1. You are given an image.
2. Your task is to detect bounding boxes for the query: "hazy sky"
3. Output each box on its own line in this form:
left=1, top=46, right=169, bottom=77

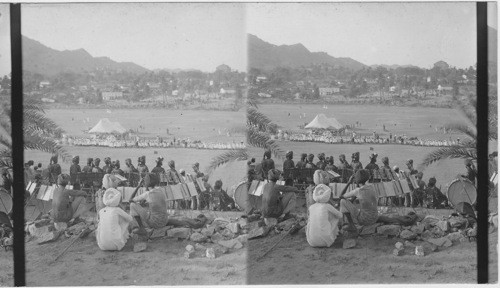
left=0, top=2, right=497, bottom=77
left=247, top=2, right=479, bottom=69
left=0, top=4, right=10, bottom=77
left=20, top=3, right=246, bottom=74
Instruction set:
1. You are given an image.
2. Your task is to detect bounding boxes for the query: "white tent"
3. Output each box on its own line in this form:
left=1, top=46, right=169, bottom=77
left=304, top=114, right=344, bottom=130
left=88, top=118, right=127, bottom=134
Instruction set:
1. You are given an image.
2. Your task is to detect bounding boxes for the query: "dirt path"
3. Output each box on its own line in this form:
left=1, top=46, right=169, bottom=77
left=24, top=234, right=245, bottom=286
left=247, top=229, right=485, bottom=284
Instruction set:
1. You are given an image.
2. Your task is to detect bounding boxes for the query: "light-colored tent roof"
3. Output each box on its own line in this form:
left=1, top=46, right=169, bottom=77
left=304, top=114, right=344, bottom=130
left=88, top=118, right=127, bottom=134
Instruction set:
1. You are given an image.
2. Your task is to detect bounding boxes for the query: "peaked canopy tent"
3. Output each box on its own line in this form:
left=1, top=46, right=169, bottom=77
left=88, top=118, right=127, bottom=134
left=304, top=114, right=344, bottom=130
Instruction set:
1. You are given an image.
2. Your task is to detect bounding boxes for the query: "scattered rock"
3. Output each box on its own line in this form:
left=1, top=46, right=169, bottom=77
left=399, top=230, right=417, bottom=240
left=133, top=242, right=147, bottom=252
left=206, top=248, right=216, bottom=259
left=236, top=234, right=248, bottom=244
left=33, top=219, right=51, bottom=228
left=395, top=242, right=404, bottom=250
left=67, top=222, right=87, bottom=234
left=393, top=248, right=404, bottom=256
left=237, top=218, right=248, bottom=228
left=426, top=237, right=452, bottom=247
left=150, top=226, right=170, bottom=239
left=185, top=245, right=195, bottom=252
left=415, top=245, right=425, bottom=257
left=210, top=232, right=224, bottom=243
left=376, top=225, right=401, bottom=237
left=29, top=224, right=56, bottom=238
left=421, top=215, right=440, bottom=230
left=227, top=222, right=241, bottom=234
left=167, top=228, right=191, bottom=239
left=446, top=232, right=466, bottom=243
left=421, top=242, right=438, bottom=253
left=343, top=238, right=356, bottom=249
left=276, top=218, right=296, bottom=231
left=466, top=226, right=477, bottom=237
left=201, top=226, right=216, bottom=237
left=420, top=230, right=432, bottom=240
left=410, top=222, right=425, bottom=235
left=213, top=244, right=229, bottom=255
left=248, top=226, right=270, bottom=239
left=37, top=231, right=61, bottom=245
left=264, top=218, right=278, bottom=228
left=360, top=223, right=381, bottom=235
left=218, top=239, right=243, bottom=249
left=190, top=232, right=207, bottom=243
left=184, top=251, right=195, bottom=259
left=220, top=229, right=235, bottom=239
left=192, top=228, right=202, bottom=233
left=436, top=220, right=449, bottom=232
left=194, top=243, right=206, bottom=250
left=449, top=216, right=468, bottom=229
left=430, top=226, right=446, bottom=238
left=404, top=241, right=416, bottom=248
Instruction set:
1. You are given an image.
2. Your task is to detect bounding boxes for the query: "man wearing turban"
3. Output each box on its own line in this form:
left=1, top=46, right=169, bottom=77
left=261, top=150, right=275, bottom=180
left=137, top=156, right=149, bottom=175
left=261, top=169, right=299, bottom=220
left=47, top=155, right=61, bottom=185
left=96, top=188, right=133, bottom=251
left=306, top=184, right=343, bottom=247
left=339, top=169, right=378, bottom=235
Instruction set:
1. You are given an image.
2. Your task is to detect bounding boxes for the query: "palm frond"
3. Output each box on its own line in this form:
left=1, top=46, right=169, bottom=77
left=23, top=99, right=46, bottom=113
left=206, top=149, right=248, bottom=174
left=24, top=110, right=65, bottom=136
left=247, top=107, right=279, bottom=134
left=0, top=134, right=12, bottom=149
left=419, top=145, right=477, bottom=168
left=24, top=134, right=71, bottom=162
left=444, top=123, right=476, bottom=139
left=247, top=127, right=285, bottom=159
left=0, top=149, right=12, bottom=169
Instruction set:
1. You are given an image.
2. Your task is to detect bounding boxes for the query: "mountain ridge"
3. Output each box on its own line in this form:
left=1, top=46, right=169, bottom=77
left=22, top=35, right=149, bottom=76
left=248, top=33, right=366, bottom=71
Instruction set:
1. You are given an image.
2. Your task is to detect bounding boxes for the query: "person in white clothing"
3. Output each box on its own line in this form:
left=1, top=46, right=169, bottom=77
left=306, top=184, right=343, bottom=248
left=96, top=188, right=134, bottom=251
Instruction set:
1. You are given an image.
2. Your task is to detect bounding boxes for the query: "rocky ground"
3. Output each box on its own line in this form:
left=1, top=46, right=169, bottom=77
left=20, top=210, right=248, bottom=286
left=247, top=207, right=498, bottom=284
left=0, top=206, right=497, bottom=285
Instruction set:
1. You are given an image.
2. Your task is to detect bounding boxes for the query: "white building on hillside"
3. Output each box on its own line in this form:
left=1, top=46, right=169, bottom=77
left=102, top=91, right=123, bottom=101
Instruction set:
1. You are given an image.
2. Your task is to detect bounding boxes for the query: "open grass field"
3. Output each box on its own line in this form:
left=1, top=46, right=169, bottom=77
left=43, top=108, right=246, bottom=142
left=259, top=103, right=469, bottom=140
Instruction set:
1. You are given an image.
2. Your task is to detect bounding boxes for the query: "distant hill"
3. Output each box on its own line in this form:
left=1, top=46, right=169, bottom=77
left=248, top=34, right=366, bottom=71
left=370, top=64, right=422, bottom=70
left=22, top=35, right=149, bottom=76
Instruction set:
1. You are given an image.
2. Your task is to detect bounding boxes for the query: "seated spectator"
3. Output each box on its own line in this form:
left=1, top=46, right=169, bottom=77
left=306, top=184, right=343, bottom=247
left=51, top=174, right=89, bottom=224
left=129, top=174, right=169, bottom=235
left=96, top=188, right=133, bottom=251
left=339, top=170, right=378, bottom=235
